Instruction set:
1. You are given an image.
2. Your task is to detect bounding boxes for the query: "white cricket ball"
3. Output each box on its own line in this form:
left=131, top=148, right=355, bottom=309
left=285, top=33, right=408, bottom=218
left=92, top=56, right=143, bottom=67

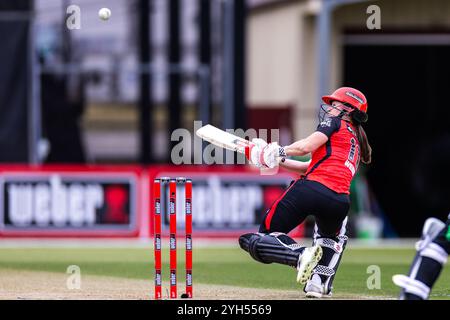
left=98, top=8, right=111, bottom=21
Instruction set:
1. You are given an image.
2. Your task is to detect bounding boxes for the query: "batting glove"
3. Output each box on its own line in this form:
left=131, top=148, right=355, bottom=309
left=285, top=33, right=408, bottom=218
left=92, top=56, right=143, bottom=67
left=261, top=142, right=287, bottom=169
left=249, top=138, right=268, bottom=168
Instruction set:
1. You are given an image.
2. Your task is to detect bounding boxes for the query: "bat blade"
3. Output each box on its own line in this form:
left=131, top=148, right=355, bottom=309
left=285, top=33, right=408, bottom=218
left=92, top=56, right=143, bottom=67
left=196, top=124, right=253, bottom=156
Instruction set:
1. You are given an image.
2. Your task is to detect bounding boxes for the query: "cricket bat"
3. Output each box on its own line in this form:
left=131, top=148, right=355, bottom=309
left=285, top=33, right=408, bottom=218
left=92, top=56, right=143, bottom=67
left=195, top=124, right=254, bottom=159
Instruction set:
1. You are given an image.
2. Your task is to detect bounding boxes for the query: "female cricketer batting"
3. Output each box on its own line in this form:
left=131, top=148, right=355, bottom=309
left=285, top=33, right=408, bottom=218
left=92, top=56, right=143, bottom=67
left=239, top=87, right=372, bottom=298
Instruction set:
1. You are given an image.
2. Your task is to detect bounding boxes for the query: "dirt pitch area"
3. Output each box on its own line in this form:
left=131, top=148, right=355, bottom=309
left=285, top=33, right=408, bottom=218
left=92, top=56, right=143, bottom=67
left=0, top=268, right=388, bottom=300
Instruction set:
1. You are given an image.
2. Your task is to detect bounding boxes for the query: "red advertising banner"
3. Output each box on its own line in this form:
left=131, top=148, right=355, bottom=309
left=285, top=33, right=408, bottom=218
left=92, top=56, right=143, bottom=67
left=0, top=165, right=144, bottom=237
left=0, top=165, right=303, bottom=238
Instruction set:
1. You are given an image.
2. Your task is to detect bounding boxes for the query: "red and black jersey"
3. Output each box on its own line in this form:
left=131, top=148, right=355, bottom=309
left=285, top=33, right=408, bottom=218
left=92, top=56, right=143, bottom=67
left=304, top=117, right=360, bottom=194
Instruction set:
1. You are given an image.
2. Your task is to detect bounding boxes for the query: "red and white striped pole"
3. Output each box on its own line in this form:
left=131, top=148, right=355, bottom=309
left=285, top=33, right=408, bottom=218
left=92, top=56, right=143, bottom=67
left=185, top=179, right=193, bottom=298
left=169, top=179, right=177, bottom=299
left=153, top=179, right=162, bottom=300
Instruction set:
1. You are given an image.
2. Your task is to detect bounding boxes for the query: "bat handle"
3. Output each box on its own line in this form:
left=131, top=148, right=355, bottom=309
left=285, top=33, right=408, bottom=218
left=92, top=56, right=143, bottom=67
left=244, top=144, right=255, bottom=161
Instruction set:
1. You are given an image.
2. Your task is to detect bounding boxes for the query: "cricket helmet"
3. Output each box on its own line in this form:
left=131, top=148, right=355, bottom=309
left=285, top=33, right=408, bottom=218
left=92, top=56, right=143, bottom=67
left=322, top=87, right=368, bottom=123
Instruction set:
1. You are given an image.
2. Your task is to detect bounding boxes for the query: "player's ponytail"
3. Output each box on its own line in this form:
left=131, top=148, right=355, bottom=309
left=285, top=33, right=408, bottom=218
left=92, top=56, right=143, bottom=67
left=355, top=125, right=372, bottom=164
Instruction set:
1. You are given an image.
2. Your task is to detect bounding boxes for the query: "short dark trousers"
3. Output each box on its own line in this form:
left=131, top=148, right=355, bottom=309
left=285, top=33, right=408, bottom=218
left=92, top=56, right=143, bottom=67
left=259, top=178, right=350, bottom=238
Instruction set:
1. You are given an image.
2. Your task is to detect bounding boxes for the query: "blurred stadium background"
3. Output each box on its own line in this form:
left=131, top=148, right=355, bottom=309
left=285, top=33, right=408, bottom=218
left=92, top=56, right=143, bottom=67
left=0, top=0, right=449, bottom=299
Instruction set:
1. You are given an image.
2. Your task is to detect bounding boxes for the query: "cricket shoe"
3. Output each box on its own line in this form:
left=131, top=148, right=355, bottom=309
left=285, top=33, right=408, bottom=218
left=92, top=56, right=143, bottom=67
left=304, top=274, right=332, bottom=299
left=296, top=245, right=322, bottom=285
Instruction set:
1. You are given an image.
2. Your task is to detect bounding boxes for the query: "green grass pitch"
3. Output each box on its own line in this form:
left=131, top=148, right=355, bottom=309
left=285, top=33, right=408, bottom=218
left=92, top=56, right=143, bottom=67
left=0, top=246, right=448, bottom=299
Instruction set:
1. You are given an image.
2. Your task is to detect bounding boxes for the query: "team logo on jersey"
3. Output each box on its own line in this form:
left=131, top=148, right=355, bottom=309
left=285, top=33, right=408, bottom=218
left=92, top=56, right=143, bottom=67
left=320, top=118, right=332, bottom=127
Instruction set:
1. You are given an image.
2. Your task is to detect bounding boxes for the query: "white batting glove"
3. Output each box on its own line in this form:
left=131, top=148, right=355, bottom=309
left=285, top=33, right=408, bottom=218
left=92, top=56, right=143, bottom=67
left=249, top=138, right=268, bottom=168
left=261, top=142, right=287, bottom=169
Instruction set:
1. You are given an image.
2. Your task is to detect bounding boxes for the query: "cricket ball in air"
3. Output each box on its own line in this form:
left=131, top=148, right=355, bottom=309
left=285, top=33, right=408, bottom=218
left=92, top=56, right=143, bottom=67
left=98, top=8, right=111, bottom=21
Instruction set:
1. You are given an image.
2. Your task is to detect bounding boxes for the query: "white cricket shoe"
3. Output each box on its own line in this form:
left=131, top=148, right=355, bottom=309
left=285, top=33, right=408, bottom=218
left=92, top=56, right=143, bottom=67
left=296, top=245, right=322, bottom=284
left=304, top=274, right=332, bottom=298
